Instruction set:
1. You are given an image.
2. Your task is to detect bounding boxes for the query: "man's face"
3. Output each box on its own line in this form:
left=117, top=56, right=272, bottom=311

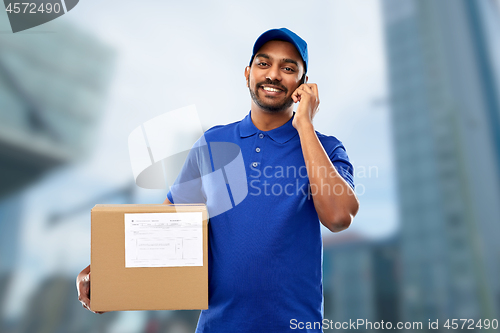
left=245, top=40, right=305, bottom=113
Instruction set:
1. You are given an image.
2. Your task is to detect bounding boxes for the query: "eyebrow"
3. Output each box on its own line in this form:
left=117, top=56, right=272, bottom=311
left=255, top=53, right=299, bottom=67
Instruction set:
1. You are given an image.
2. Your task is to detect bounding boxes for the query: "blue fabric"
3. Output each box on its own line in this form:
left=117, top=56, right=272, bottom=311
left=167, top=111, right=354, bottom=332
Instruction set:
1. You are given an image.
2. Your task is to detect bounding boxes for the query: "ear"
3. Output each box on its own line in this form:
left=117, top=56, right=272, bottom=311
left=244, top=66, right=250, bottom=87
left=305, top=75, right=308, bottom=83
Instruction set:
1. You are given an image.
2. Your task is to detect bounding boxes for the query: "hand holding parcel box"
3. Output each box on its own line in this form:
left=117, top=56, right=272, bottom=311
left=90, top=204, right=208, bottom=312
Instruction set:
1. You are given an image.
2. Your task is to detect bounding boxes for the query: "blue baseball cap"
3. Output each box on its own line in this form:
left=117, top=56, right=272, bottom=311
left=249, top=28, right=308, bottom=73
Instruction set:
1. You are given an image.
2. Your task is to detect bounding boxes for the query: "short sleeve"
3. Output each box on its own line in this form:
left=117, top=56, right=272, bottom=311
left=327, top=143, right=355, bottom=190
left=167, top=137, right=210, bottom=204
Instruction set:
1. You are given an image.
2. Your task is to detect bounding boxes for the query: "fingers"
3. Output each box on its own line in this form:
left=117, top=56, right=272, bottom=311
left=293, top=83, right=319, bottom=105
left=300, top=83, right=319, bottom=100
left=291, top=88, right=302, bottom=103
left=78, top=284, right=104, bottom=314
left=77, top=268, right=105, bottom=314
left=309, top=83, right=319, bottom=100
left=78, top=274, right=91, bottom=308
left=299, top=83, right=313, bottom=94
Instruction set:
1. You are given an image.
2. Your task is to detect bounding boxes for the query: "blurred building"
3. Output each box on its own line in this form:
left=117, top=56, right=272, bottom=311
left=323, top=235, right=400, bottom=331
left=0, top=194, right=22, bottom=273
left=16, top=276, right=118, bottom=333
left=381, top=0, right=500, bottom=326
left=0, top=23, right=115, bottom=199
left=0, top=195, right=22, bottom=332
left=0, top=16, right=115, bottom=332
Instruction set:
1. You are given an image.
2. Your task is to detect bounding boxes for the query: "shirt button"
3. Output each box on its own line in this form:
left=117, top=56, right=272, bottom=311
left=255, top=147, right=261, bottom=153
left=252, top=162, right=258, bottom=167
left=259, top=133, right=264, bottom=139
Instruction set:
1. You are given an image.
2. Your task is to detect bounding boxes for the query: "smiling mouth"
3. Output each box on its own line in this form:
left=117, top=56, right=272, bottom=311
left=260, top=86, right=285, bottom=95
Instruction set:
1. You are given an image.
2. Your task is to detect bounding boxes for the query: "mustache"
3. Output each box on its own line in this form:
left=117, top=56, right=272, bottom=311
left=255, top=79, right=288, bottom=93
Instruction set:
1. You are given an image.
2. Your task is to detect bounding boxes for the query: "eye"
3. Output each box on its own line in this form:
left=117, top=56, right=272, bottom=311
left=283, top=67, right=295, bottom=72
left=257, top=62, right=269, bottom=67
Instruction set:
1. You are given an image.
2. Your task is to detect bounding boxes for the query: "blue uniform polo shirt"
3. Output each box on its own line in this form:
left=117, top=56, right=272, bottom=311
left=167, top=111, right=354, bottom=333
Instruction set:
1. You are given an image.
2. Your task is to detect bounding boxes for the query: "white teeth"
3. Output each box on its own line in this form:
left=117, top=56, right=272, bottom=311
left=262, top=86, right=281, bottom=92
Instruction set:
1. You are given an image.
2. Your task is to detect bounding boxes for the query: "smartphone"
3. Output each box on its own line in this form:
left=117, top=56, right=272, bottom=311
left=300, top=74, right=306, bottom=85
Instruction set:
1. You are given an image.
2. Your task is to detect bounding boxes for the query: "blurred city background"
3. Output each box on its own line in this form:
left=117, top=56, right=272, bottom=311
left=0, top=0, right=499, bottom=332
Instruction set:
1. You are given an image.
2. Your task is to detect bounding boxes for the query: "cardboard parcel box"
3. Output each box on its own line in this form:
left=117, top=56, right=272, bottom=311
left=90, top=204, right=208, bottom=312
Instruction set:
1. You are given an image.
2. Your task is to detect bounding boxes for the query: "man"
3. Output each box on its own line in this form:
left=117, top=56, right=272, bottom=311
left=77, top=28, right=359, bottom=332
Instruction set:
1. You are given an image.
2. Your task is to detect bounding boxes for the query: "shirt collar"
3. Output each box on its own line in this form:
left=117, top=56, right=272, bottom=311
left=239, top=110, right=298, bottom=144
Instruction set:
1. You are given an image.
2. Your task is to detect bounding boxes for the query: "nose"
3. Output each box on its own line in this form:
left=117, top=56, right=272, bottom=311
left=266, top=64, right=282, bottom=82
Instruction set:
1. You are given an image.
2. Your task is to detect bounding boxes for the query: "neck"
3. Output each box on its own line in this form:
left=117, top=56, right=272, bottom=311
left=250, top=103, right=294, bottom=131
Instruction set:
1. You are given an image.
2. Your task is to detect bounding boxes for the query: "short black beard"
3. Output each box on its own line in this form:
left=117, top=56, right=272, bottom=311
left=249, top=79, right=294, bottom=113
